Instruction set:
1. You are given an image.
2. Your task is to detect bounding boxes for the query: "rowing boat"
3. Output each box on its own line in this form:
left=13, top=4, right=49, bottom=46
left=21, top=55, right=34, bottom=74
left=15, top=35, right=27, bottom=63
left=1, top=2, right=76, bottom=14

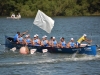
left=7, top=17, right=21, bottom=20
left=5, top=36, right=97, bottom=56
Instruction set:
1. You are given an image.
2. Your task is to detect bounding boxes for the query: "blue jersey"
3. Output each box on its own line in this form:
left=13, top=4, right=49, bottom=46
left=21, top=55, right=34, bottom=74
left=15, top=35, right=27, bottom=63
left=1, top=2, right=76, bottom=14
left=33, top=39, right=40, bottom=46
left=70, top=42, right=75, bottom=48
left=26, top=39, right=31, bottom=44
left=61, top=41, right=66, bottom=47
left=14, top=34, right=18, bottom=41
left=53, top=40, right=57, bottom=47
left=17, top=37, right=23, bottom=42
left=42, top=40, right=48, bottom=47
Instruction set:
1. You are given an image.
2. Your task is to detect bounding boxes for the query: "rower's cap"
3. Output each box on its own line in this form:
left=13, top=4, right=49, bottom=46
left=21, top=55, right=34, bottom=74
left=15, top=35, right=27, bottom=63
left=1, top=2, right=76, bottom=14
left=36, top=34, right=39, bottom=36
left=44, top=35, right=47, bottom=37
left=25, top=35, right=28, bottom=37
left=83, top=34, right=87, bottom=36
left=71, top=38, right=74, bottom=40
left=34, top=35, right=36, bottom=37
left=53, top=37, right=55, bottom=39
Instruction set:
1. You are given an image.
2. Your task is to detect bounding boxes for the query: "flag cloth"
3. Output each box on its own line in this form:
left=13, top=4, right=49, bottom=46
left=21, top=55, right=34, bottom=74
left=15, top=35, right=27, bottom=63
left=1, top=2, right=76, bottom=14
left=33, top=10, right=54, bottom=33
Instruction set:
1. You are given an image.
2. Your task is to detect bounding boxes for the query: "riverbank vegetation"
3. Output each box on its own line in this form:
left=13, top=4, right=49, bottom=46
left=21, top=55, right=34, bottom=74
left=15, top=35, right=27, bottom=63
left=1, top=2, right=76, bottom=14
left=0, top=0, right=100, bottom=17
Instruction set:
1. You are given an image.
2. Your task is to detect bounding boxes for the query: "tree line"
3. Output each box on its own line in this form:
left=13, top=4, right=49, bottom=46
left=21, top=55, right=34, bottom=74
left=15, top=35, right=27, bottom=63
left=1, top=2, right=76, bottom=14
left=0, top=0, right=100, bottom=17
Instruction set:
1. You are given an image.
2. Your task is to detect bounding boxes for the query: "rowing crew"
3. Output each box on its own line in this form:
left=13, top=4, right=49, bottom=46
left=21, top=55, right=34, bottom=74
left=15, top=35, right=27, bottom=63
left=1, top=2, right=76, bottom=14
left=7, top=13, right=21, bottom=19
left=11, top=13, right=21, bottom=18
left=18, top=35, right=77, bottom=48
left=13, top=31, right=92, bottom=48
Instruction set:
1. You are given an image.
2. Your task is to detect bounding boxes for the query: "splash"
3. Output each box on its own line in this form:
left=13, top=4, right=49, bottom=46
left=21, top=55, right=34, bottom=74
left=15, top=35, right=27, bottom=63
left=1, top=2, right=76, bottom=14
left=0, top=48, right=100, bottom=66
left=0, top=54, right=100, bottom=66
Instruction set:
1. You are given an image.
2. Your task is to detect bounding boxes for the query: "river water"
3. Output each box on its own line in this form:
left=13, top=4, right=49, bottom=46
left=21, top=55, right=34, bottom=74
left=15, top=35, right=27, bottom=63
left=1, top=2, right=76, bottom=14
left=0, top=16, right=100, bottom=75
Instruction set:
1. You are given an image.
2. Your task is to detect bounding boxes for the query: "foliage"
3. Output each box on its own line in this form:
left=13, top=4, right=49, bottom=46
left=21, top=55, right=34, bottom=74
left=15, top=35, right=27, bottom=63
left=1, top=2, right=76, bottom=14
left=0, top=0, right=100, bottom=17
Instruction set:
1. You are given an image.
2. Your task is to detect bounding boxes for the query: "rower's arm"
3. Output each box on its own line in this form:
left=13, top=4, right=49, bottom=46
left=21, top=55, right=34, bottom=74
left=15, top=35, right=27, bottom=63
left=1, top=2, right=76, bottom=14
left=37, top=39, right=41, bottom=45
left=48, top=41, right=51, bottom=46
left=85, top=38, right=92, bottom=44
left=66, top=42, right=70, bottom=48
left=21, top=31, right=28, bottom=36
left=46, top=40, right=49, bottom=44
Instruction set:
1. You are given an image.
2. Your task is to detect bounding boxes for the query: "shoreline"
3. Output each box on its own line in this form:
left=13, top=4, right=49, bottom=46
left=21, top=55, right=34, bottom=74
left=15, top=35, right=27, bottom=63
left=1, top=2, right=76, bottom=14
left=0, top=15, right=100, bottom=18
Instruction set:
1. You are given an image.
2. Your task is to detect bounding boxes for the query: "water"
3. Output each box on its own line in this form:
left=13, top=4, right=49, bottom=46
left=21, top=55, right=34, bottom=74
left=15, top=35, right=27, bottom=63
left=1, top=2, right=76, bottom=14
left=0, top=16, right=100, bottom=75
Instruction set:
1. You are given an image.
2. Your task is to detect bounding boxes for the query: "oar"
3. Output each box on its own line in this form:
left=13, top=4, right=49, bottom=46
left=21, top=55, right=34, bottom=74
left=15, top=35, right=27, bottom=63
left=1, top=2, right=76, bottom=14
left=0, top=43, right=16, bottom=52
left=0, top=43, right=12, bottom=45
left=72, top=50, right=79, bottom=59
left=29, top=24, right=33, bottom=33
left=0, top=44, right=6, bottom=45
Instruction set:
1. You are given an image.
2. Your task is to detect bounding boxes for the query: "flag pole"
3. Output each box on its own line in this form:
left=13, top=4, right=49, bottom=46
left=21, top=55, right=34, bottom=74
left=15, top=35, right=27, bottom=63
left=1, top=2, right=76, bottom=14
left=29, top=24, right=33, bottom=33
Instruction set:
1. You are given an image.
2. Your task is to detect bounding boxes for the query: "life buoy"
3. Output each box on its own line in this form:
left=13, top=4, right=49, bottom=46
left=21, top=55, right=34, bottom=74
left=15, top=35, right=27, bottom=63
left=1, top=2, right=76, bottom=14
left=19, top=46, right=29, bottom=54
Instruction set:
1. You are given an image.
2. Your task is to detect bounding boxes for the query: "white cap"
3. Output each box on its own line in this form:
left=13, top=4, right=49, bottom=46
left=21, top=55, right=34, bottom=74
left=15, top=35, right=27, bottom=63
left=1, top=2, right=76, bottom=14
left=36, top=34, right=39, bottom=36
left=53, top=37, right=55, bottom=39
left=71, top=38, right=74, bottom=40
left=25, top=35, right=28, bottom=37
left=44, top=35, right=47, bottom=37
left=34, top=35, right=36, bottom=37
left=83, top=34, right=87, bottom=36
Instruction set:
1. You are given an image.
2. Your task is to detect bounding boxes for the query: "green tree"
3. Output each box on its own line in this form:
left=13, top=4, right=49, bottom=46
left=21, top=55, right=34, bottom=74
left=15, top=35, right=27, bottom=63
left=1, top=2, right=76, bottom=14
left=0, top=0, right=100, bottom=16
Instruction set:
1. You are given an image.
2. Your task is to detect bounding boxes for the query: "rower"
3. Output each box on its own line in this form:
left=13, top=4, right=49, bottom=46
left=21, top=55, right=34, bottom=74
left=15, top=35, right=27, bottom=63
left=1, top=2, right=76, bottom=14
left=76, top=34, right=92, bottom=47
left=49, top=37, right=53, bottom=47
left=17, top=13, right=21, bottom=19
left=33, top=35, right=41, bottom=46
left=13, top=32, right=20, bottom=42
left=44, top=35, right=49, bottom=46
left=17, top=34, right=24, bottom=44
left=58, top=37, right=66, bottom=48
left=35, top=34, right=39, bottom=39
left=13, top=31, right=28, bottom=42
left=52, top=37, right=58, bottom=47
left=24, top=34, right=32, bottom=45
left=41, top=36, right=49, bottom=47
left=67, top=38, right=76, bottom=48
left=11, top=13, right=15, bottom=18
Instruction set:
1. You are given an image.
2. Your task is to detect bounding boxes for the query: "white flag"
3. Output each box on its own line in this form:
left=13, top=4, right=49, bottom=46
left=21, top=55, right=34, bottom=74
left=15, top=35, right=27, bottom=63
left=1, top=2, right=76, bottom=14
left=33, top=10, right=54, bottom=33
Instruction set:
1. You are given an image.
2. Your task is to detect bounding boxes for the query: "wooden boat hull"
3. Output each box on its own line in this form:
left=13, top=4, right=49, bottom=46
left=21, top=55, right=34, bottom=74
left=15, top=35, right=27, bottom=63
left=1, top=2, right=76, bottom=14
left=5, top=36, right=97, bottom=55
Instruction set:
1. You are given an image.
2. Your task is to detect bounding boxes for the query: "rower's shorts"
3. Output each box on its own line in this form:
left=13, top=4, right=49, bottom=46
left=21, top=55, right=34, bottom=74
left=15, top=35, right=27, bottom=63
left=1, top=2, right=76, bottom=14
left=76, top=42, right=80, bottom=47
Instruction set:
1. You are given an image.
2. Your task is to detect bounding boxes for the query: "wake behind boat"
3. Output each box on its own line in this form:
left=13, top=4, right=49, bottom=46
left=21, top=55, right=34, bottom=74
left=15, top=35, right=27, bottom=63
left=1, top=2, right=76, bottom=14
left=5, top=36, right=97, bottom=56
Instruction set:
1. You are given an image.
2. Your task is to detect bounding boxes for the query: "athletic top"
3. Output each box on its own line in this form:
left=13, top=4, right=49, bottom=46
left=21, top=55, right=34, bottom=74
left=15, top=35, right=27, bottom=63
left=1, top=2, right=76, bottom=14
left=70, top=42, right=75, bottom=48
left=77, top=36, right=85, bottom=44
left=17, top=37, right=23, bottom=43
left=42, top=40, right=48, bottom=47
left=26, top=39, right=31, bottom=44
left=53, top=40, right=57, bottom=47
left=14, top=34, right=18, bottom=42
left=33, top=39, right=40, bottom=46
left=61, top=41, right=66, bottom=47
